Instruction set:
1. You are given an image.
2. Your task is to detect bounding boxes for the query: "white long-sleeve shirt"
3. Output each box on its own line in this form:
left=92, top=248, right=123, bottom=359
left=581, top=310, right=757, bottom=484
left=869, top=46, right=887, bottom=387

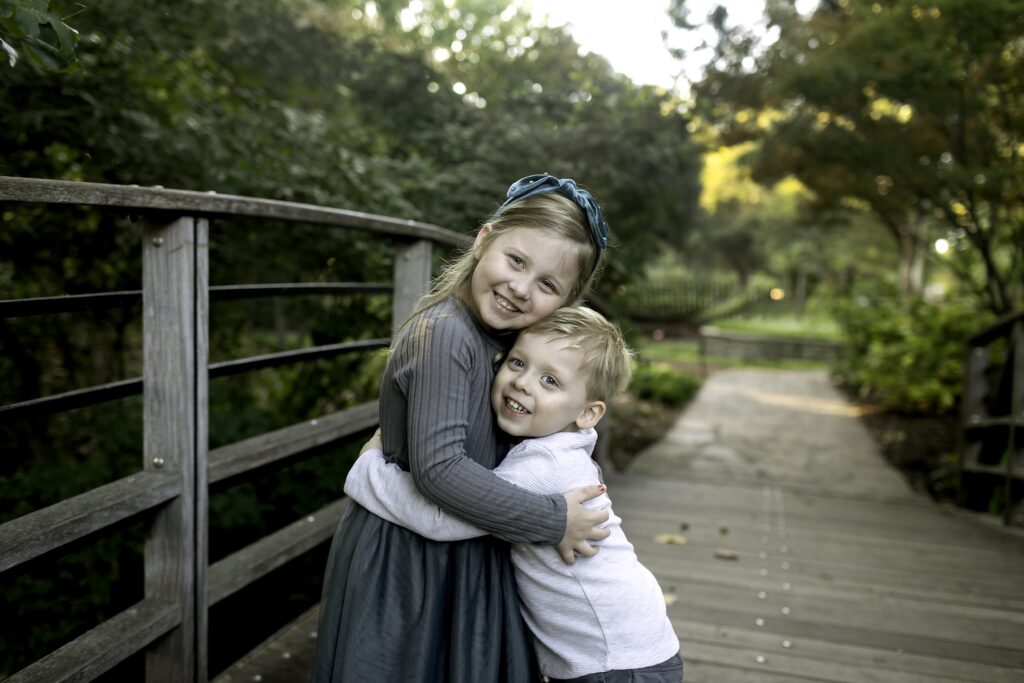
left=345, top=428, right=680, bottom=679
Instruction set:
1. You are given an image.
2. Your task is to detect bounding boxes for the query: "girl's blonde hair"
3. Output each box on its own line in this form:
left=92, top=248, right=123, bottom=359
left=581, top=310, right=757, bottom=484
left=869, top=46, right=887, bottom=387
left=413, top=193, right=604, bottom=317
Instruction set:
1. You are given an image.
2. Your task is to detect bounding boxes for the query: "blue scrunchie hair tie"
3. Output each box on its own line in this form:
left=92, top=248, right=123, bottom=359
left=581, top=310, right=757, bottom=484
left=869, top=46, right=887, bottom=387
left=496, top=173, right=609, bottom=252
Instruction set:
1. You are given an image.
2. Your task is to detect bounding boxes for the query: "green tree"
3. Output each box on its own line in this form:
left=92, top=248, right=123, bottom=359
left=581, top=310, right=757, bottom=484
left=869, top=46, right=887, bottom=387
left=674, top=0, right=1024, bottom=313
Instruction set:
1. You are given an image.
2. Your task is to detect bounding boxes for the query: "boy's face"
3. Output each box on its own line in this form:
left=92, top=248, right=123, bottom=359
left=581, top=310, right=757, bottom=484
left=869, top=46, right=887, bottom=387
left=491, top=331, right=604, bottom=438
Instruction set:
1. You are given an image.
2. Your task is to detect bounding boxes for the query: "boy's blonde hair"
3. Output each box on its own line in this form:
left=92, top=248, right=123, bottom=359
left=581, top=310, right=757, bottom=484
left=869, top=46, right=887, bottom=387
left=523, top=306, right=632, bottom=402
left=413, top=193, right=604, bottom=317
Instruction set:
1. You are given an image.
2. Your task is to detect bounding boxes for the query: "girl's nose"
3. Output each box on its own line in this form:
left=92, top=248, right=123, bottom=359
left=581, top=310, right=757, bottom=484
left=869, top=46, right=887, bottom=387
left=508, top=277, right=529, bottom=300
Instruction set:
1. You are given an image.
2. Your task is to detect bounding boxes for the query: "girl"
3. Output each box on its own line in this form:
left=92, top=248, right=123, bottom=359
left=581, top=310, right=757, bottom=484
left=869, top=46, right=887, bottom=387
left=312, top=174, right=613, bottom=683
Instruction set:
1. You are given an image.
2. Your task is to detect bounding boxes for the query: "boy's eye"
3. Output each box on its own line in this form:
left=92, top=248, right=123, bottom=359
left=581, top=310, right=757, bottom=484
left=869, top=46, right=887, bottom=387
left=542, top=375, right=559, bottom=387
left=540, top=279, right=556, bottom=293
left=509, top=254, right=524, bottom=267
left=509, top=358, right=525, bottom=369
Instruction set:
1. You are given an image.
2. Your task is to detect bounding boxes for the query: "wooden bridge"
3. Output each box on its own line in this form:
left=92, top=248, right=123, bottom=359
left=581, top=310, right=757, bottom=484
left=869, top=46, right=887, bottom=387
left=3, top=178, right=1023, bottom=682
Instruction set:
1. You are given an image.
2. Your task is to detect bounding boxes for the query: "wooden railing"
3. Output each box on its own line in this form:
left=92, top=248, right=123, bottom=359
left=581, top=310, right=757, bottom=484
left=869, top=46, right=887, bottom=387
left=960, top=309, right=1024, bottom=525
left=0, top=176, right=468, bottom=682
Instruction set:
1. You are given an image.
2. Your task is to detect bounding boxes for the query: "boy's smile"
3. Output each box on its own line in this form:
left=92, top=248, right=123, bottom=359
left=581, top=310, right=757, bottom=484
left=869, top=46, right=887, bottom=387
left=491, top=331, right=604, bottom=438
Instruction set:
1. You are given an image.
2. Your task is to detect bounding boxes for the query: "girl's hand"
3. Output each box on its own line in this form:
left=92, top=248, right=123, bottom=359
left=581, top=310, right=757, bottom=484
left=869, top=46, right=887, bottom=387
left=360, top=428, right=383, bottom=455
left=557, top=485, right=610, bottom=565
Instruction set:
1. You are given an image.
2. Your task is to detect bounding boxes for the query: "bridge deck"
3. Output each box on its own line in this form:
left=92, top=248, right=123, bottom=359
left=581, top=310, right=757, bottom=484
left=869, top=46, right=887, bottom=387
left=216, top=369, right=1024, bottom=682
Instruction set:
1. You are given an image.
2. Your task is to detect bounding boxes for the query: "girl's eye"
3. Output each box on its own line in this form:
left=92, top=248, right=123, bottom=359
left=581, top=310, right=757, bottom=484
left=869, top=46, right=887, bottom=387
left=540, top=279, right=556, bottom=293
left=509, top=254, right=524, bottom=267
left=509, top=358, right=524, bottom=369
left=542, top=375, right=559, bottom=387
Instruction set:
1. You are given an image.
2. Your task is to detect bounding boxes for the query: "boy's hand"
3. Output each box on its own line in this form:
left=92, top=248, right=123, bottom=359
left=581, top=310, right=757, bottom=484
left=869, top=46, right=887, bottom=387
left=360, top=428, right=383, bottom=455
left=557, top=485, right=610, bottom=565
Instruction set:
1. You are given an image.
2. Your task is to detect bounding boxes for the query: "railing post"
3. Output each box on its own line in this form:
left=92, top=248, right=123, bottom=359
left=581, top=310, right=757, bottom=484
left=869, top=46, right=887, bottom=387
left=392, top=240, right=432, bottom=332
left=1006, top=321, right=1023, bottom=524
left=143, top=216, right=209, bottom=682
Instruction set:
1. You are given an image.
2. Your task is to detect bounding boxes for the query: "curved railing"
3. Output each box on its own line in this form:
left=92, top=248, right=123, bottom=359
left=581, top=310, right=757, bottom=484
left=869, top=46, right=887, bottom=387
left=0, top=176, right=469, bottom=682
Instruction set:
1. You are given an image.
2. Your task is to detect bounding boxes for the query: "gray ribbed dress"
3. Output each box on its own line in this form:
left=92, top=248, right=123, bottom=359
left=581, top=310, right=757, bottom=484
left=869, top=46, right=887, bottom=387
left=312, top=297, right=568, bottom=683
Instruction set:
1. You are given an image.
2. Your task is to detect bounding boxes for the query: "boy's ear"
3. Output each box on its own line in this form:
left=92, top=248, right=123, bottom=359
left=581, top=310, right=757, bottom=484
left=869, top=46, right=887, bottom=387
left=574, top=400, right=606, bottom=430
left=473, top=223, right=494, bottom=258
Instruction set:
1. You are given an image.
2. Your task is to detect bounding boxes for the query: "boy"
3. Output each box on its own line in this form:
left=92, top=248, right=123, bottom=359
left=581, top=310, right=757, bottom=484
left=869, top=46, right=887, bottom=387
left=344, top=306, right=682, bottom=682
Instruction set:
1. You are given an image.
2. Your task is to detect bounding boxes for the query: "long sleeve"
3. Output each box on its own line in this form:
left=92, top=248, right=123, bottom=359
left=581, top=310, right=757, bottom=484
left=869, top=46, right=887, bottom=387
left=345, top=449, right=484, bottom=541
left=380, top=301, right=567, bottom=544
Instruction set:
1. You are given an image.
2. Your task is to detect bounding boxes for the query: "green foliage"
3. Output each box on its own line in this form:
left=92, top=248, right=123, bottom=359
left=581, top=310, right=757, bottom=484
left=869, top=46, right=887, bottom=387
left=832, top=289, right=992, bottom=413
left=0, top=0, right=78, bottom=70
left=678, top=0, right=1024, bottom=314
left=629, top=361, right=701, bottom=408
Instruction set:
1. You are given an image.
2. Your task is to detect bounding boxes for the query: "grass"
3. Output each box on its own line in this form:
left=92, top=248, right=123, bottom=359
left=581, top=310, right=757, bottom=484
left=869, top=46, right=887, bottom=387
left=637, top=339, right=833, bottom=371
left=710, top=313, right=843, bottom=341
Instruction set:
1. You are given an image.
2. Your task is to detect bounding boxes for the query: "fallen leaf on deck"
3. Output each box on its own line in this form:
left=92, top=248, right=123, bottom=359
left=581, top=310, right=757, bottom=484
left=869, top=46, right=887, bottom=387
left=655, top=534, right=688, bottom=545
left=714, top=549, right=739, bottom=560
left=679, top=522, right=689, bottom=531
left=719, top=526, right=729, bottom=535
left=664, top=593, right=678, bottom=606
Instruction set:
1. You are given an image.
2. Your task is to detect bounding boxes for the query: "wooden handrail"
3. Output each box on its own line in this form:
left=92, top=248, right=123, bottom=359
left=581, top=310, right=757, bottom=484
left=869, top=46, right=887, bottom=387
left=0, top=470, right=179, bottom=576
left=0, top=176, right=469, bottom=248
left=967, top=309, right=1024, bottom=346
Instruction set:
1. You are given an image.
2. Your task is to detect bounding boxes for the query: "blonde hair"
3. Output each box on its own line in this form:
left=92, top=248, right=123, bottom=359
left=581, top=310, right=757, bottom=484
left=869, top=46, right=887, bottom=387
left=413, top=193, right=604, bottom=317
left=522, top=306, right=632, bottom=401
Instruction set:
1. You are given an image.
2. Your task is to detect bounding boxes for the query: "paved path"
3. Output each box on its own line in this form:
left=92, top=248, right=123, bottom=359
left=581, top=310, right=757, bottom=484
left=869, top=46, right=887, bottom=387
left=609, top=368, right=1024, bottom=682
left=217, top=368, right=1024, bottom=682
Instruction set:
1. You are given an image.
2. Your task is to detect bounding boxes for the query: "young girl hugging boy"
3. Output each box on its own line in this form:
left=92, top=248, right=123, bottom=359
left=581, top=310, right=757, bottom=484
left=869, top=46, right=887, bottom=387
left=313, top=175, right=617, bottom=682
left=346, top=306, right=683, bottom=683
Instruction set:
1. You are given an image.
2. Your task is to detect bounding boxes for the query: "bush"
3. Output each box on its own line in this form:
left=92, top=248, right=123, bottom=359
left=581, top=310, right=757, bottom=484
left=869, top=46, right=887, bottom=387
left=629, top=362, right=701, bottom=407
left=832, top=293, right=992, bottom=414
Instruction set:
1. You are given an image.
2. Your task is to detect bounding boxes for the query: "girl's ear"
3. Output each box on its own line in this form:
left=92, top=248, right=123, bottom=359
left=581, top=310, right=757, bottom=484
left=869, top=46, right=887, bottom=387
left=574, top=400, right=606, bottom=430
left=473, top=223, right=494, bottom=258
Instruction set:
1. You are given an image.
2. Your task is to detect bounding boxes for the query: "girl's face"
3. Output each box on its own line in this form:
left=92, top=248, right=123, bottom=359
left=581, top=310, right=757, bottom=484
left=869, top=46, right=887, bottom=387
left=466, top=226, right=580, bottom=332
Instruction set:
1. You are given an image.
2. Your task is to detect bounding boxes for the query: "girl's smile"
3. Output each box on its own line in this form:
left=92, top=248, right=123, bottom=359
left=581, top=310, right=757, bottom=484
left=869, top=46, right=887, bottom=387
left=466, top=227, right=580, bottom=332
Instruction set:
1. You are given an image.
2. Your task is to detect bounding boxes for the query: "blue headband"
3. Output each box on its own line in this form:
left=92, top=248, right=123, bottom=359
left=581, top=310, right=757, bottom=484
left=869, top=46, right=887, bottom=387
left=497, top=173, right=609, bottom=252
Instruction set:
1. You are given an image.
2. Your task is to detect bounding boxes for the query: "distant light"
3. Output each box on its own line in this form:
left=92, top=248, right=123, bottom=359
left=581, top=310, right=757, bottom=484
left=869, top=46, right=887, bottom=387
left=770, top=288, right=785, bottom=301
left=934, top=238, right=950, bottom=255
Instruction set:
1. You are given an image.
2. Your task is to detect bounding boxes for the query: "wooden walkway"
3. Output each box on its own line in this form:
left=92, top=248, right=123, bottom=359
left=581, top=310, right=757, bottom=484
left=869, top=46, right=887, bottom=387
left=217, top=369, right=1024, bottom=682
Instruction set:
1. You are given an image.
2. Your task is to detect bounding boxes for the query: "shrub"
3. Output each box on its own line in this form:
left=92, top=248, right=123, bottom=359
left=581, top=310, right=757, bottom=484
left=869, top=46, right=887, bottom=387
left=629, top=362, right=701, bottom=407
left=832, top=293, right=992, bottom=414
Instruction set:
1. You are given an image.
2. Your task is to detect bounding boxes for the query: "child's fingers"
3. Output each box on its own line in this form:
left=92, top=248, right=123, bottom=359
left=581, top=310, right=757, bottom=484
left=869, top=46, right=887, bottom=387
left=575, top=483, right=606, bottom=501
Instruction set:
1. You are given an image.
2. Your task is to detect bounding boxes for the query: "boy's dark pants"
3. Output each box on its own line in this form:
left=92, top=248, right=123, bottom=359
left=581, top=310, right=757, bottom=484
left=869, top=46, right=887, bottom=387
left=547, top=653, right=683, bottom=683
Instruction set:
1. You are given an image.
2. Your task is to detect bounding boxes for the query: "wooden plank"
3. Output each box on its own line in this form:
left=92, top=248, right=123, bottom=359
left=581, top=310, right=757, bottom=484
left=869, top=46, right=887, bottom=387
left=0, top=470, right=178, bottom=575
left=0, top=176, right=468, bottom=248
left=143, top=216, right=199, bottom=682
left=671, top=617, right=1024, bottom=683
left=391, top=239, right=432, bottom=332
left=212, top=605, right=320, bottom=683
left=8, top=598, right=179, bottom=683
left=208, top=401, right=379, bottom=485
left=207, top=499, right=349, bottom=606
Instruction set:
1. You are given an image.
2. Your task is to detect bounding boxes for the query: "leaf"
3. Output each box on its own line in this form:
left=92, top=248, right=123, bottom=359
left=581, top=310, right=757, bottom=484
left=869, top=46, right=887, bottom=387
left=714, top=549, right=739, bottom=560
left=655, top=534, right=688, bottom=545
left=664, top=593, right=678, bottom=606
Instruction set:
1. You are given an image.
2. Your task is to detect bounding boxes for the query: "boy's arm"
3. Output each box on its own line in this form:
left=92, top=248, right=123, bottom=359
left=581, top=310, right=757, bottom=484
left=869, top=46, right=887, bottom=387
left=344, top=449, right=485, bottom=541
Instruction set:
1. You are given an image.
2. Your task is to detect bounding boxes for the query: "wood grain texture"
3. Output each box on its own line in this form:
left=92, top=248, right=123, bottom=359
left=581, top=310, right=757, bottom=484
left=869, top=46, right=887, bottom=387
left=8, top=599, right=178, bottom=683
left=0, top=470, right=178, bottom=575
left=143, top=216, right=198, bottom=682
